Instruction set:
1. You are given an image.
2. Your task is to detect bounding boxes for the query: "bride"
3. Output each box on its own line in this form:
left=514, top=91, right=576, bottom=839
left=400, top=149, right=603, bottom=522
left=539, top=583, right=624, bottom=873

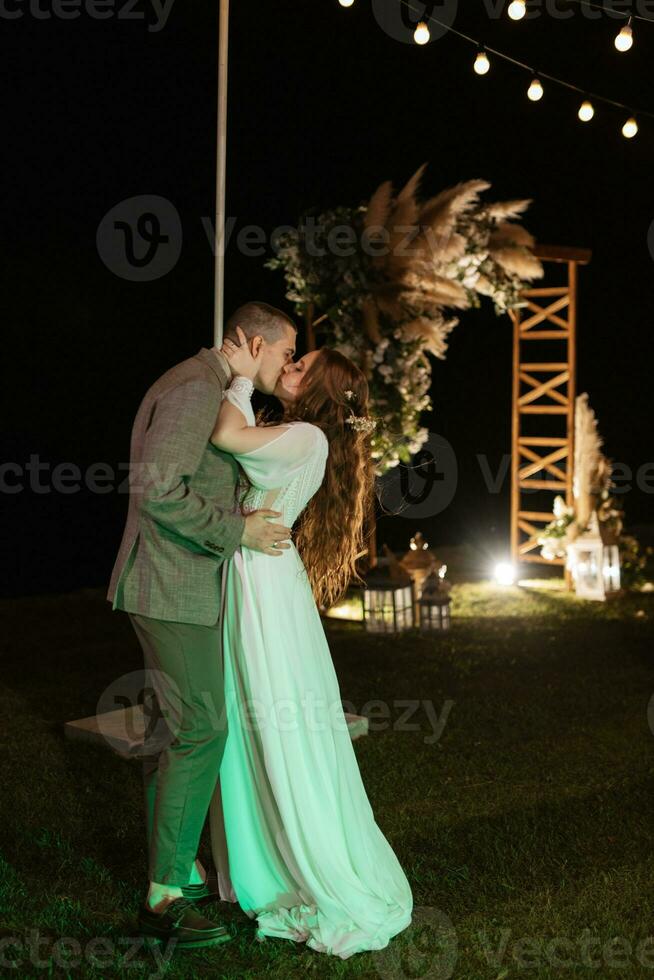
left=206, top=326, right=413, bottom=959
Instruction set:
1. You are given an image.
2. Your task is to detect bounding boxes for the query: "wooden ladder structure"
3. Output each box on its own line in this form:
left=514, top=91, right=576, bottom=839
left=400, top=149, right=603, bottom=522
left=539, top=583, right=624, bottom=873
left=509, top=245, right=591, bottom=577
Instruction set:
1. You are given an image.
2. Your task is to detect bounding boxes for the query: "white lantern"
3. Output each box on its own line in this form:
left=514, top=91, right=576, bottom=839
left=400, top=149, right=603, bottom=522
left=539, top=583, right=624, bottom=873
left=361, top=561, right=415, bottom=633
left=567, top=513, right=621, bottom=601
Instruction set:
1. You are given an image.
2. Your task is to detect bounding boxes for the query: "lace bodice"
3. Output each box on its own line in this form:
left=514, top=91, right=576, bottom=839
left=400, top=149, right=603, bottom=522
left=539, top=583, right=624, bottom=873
left=232, top=421, right=329, bottom=528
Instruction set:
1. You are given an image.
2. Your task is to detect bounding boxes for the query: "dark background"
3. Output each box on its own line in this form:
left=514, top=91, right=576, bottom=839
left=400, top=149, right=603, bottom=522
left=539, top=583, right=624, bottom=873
left=3, top=0, right=653, bottom=596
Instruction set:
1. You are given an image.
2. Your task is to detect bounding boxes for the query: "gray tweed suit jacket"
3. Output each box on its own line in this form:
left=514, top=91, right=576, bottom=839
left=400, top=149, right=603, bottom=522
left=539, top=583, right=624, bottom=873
left=106, top=347, right=246, bottom=626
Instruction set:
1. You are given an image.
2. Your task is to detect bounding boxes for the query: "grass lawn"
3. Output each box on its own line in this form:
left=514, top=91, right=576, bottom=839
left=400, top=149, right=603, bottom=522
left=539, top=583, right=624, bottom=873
left=1, top=581, right=653, bottom=978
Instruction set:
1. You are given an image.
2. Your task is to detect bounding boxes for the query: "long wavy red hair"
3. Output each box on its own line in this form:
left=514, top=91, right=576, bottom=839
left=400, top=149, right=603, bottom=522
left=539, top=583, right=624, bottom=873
left=281, top=348, right=375, bottom=609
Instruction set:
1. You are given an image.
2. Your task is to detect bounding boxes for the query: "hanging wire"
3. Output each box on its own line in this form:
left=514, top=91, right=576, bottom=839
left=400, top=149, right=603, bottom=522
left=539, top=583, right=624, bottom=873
left=395, top=0, right=654, bottom=120
left=565, top=0, right=654, bottom=25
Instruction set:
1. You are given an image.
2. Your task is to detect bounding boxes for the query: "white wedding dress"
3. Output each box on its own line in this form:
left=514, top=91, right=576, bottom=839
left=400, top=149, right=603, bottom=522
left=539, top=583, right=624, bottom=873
left=208, top=410, right=413, bottom=959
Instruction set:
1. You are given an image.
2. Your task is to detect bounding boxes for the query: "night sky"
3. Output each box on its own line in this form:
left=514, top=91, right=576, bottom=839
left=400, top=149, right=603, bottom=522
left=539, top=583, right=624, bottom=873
left=4, top=0, right=653, bottom=596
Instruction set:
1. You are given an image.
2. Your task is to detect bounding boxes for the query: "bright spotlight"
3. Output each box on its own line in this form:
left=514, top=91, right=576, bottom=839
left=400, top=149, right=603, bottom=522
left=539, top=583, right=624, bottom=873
left=494, top=562, right=516, bottom=586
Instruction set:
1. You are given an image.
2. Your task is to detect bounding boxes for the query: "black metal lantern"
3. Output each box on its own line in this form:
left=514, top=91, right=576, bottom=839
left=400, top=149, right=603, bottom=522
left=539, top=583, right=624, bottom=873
left=419, top=570, right=452, bottom=631
left=361, top=561, right=415, bottom=633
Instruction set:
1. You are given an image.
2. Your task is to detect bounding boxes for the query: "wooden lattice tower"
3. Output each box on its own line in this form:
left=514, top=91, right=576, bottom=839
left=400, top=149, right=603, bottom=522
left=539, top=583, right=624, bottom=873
left=509, top=245, right=591, bottom=577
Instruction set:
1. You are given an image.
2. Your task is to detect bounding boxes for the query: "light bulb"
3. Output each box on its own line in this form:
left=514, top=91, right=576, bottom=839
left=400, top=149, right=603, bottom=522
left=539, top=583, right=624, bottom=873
left=622, top=116, right=638, bottom=138
left=527, top=77, right=543, bottom=101
left=614, top=21, right=633, bottom=52
left=508, top=0, right=526, bottom=20
left=474, top=49, right=490, bottom=75
left=338, top=0, right=355, bottom=5
left=578, top=99, right=594, bottom=122
left=414, top=21, right=430, bottom=44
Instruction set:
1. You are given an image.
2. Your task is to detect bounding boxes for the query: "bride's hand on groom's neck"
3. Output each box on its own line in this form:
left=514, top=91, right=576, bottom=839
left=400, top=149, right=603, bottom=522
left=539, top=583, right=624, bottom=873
left=221, top=325, right=262, bottom=382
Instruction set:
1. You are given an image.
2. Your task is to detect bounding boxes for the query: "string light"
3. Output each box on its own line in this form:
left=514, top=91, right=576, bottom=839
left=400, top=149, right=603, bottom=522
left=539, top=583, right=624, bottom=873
left=622, top=116, right=638, bottom=138
left=364, top=0, right=654, bottom=139
left=614, top=17, right=634, bottom=51
left=474, top=48, right=490, bottom=74
left=507, top=0, right=526, bottom=20
left=578, top=99, right=595, bottom=121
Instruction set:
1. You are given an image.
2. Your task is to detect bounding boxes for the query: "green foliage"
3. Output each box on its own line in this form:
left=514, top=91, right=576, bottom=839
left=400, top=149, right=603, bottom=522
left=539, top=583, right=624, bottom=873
left=619, top=534, right=654, bottom=590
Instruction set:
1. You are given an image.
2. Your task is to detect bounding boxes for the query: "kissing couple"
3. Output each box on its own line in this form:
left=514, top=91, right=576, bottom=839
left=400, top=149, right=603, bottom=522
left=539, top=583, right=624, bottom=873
left=107, top=300, right=413, bottom=959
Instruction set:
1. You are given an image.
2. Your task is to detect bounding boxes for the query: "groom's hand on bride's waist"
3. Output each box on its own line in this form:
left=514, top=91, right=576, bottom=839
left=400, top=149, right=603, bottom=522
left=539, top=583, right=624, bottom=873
left=241, top=509, right=292, bottom=556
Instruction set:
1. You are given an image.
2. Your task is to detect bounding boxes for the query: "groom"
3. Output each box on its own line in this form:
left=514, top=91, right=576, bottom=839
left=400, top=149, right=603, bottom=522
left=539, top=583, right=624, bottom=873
left=107, top=301, right=297, bottom=949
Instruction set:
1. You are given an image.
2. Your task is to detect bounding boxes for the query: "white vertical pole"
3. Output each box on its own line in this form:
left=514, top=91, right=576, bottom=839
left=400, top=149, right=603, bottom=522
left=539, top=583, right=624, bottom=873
left=213, top=0, right=230, bottom=347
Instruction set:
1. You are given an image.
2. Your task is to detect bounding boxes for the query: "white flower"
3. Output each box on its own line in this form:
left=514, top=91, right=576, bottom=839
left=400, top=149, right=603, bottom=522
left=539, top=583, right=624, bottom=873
left=552, top=495, right=573, bottom=520
left=553, top=495, right=566, bottom=518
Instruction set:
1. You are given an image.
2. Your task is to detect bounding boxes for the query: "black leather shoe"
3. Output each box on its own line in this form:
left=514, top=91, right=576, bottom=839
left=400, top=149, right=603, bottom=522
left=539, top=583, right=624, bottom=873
left=138, top=896, right=233, bottom=949
left=180, top=868, right=219, bottom=904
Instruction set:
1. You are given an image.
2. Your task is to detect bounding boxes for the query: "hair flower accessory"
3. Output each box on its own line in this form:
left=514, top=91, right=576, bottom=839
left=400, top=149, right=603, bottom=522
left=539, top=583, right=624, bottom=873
left=345, top=414, right=377, bottom=434
left=343, top=389, right=355, bottom=401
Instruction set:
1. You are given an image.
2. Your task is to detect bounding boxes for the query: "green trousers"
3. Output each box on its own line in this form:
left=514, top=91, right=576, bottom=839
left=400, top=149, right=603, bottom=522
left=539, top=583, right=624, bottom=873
left=128, top=612, right=228, bottom=887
